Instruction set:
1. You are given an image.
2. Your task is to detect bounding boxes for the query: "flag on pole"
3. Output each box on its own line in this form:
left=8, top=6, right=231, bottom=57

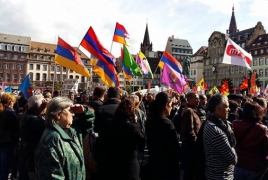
left=55, top=37, right=90, bottom=77
left=5, top=86, right=12, bottom=92
left=196, top=78, right=208, bottom=90
left=208, top=86, right=220, bottom=94
left=220, top=80, right=229, bottom=96
left=136, top=53, right=148, bottom=75
left=112, top=22, right=129, bottom=46
left=222, top=38, right=252, bottom=69
left=18, top=74, right=32, bottom=99
left=161, top=63, right=187, bottom=93
left=239, top=78, right=248, bottom=90
left=123, top=45, right=142, bottom=76
left=158, top=51, right=183, bottom=74
left=138, top=51, right=154, bottom=78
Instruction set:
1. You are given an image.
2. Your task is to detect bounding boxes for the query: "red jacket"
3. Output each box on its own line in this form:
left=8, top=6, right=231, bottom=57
left=233, top=120, right=268, bottom=172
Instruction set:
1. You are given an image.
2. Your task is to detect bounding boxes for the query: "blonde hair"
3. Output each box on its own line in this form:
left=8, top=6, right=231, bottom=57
left=0, top=93, right=16, bottom=113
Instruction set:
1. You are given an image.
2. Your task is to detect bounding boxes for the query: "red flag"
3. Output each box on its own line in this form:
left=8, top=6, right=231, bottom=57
left=220, top=80, right=229, bottom=95
left=204, top=82, right=208, bottom=90
left=239, top=78, right=248, bottom=90
left=234, top=87, right=237, bottom=94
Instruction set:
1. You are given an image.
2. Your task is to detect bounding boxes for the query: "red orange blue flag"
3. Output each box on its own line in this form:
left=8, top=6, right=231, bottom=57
left=113, top=22, right=129, bottom=46
left=55, top=37, right=90, bottom=77
left=158, top=51, right=183, bottom=74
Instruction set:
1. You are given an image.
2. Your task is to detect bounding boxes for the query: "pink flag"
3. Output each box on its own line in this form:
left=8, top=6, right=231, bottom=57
left=161, top=63, right=187, bottom=93
left=136, top=53, right=148, bottom=74
left=222, top=38, right=252, bottom=69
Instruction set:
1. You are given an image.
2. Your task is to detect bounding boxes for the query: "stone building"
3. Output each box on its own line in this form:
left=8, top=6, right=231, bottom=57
left=190, top=46, right=207, bottom=83
left=247, top=33, right=268, bottom=87
left=204, top=6, right=266, bottom=89
left=0, top=33, right=30, bottom=90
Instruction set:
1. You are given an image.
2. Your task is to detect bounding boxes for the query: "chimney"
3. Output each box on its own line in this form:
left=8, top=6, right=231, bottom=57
left=172, top=35, right=174, bottom=40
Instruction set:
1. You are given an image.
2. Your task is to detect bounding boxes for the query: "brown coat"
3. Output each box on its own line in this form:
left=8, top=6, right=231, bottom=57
left=181, top=105, right=202, bottom=143
left=83, top=133, right=98, bottom=180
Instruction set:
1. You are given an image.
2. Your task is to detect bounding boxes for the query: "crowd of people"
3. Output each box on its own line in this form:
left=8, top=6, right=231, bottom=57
left=0, top=86, right=267, bottom=180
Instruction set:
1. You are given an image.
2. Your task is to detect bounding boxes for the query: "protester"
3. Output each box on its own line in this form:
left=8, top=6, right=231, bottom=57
left=34, top=97, right=95, bottom=179
left=228, top=100, right=239, bottom=123
left=108, top=99, right=145, bottom=180
left=197, top=94, right=207, bottom=122
left=204, top=94, right=237, bottom=180
left=254, top=97, right=268, bottom=126
left=233, top=101, right=268, bottom=180
left=19, top=94, right=49, bottom=179
left=88, top=86, right=106, bottom=111
left=228, top=94, right=243, bottom=119
left=173, top=96, right=187, bottom=135
left=42, top=91, right=52, bottom=99
left=68, top=91, right=76, bottom=104
left=129, top=95, right=146, bottom=132
left=181, top=92, right=201, bottom=180
left=52, top=90, right=60, bottom=98
left=0, top=93, right=19, bottom=180
left=146, top=92, right=180, bottom=180
left=79, top=92, right=89, bottom=105
left=94, top=87, right=121, bottom=180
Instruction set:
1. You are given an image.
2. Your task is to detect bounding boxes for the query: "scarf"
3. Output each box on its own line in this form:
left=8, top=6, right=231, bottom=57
left=209, top=114, right=236, bottom=147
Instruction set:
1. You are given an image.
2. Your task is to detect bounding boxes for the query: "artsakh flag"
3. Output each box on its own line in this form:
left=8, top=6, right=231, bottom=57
left=222, top=38, right=252, bottom=69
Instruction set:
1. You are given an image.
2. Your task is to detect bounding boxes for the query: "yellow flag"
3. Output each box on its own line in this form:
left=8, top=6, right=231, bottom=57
left=196, top=78, right=205, bottom=90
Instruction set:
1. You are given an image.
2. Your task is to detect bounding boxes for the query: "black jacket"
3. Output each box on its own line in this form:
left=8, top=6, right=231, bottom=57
left=146, top=115, right=180, bottom=180
left=109, top=116, right=145, bottom=180
left=20, top=109, right=46, bottom=172
left=88, top=98, right=103, bottom=111
left=197, top=105, right=207, bottom=122
left=0, top=107, right=19, bottom=147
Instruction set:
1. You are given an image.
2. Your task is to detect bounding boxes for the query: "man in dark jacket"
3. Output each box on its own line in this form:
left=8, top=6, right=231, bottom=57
left=197, top=94, right=207, bottom=122
left=20, top=94, right=49, bottom=179
left=94, top=87, right=121, bottom=180
left=88, top=86, right=106, bottom=111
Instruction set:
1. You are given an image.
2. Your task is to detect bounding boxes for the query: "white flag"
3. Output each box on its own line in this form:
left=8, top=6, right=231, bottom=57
left=222, top=38, right=252, bottom=69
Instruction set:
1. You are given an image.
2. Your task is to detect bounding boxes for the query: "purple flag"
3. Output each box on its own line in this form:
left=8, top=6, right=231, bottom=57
left=1, top=81, right=4, bottom=91
left=161, top=63, right=187, bottom=93
left=136, top=53, right=148, bottom=74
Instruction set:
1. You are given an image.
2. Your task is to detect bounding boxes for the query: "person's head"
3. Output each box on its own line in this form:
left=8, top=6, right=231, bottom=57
left=45, top=97, right=74, bottom=127
left=68, top=92, right=75, bottom=101
left=206, top=94, right=212, bottom=102
left=129, top=95, right=140, bottom=108
left=180, top=97, right=187, bottom=106
left=93, top=86, right=106, bottom=100
left=149, top=92, right=173, bottom=118
left=243, top=101, right=264, bottom=123
left=43, top=91, right=52, bottom=99
left=19, top=92, right=24, bottom=98
left=28, top=94, right=44, bottom=111
left=199, top=94, right=207, bottom=106
left=0, top=93, right=17, bottom=113
left=53, top=90, right=59, bottom=98
left=228, top=100, right=239, bottom=114
left=186, top=92, right=199, bottom=108
left=80, top=93, right=88, bottom=104
left=253, top=98, right=267, bottom=115
left=228, top=94, right=243, bottom=106
left=107, top=87, right=120, bottom=99
left=147, top=93, right=153, bottom=102
left=207, top=94, right=229, bottom=120
left=135, top=92, right=143, bottom=102
left=115, top=98, right=135, bottom=120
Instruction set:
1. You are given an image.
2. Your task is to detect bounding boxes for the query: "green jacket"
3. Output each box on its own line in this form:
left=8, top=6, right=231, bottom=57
left=34, top=106, right=95, bottom=180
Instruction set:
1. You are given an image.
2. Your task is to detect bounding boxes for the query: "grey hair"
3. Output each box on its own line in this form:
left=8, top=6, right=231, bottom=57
left=207, top=94, right=228, bottom=113
left=45, top=96, right=73, bottom=126
left=129, top=95, right=139, bottom=101
left=28, top=94, right=44, bottom=110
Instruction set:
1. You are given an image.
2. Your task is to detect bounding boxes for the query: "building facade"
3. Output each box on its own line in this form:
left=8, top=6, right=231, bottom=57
left=204, top=7, right=266, bottom=89
left=190, top=46, right=207, bottom=83
left=248, top=34, right=268, bottom=87
left=165, top=36, right=193, bottom=65
left=28, top=41, right=91, bottom=92
left=0, top=33, right=30, bottom=90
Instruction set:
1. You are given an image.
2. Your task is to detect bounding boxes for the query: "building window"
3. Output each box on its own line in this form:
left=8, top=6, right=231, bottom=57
left=57, top=66, right=60, bottom=72
left=20, top=64, right=24, bottom=70
left=7, top=53, right=11, bottom=59
left=0, top=43, right=5, bottom=50
left=265, top=57, right=268, bottom=65
left=194, top=70, right=196, bottom=75
left=69, top=75, right=73, bottom=79
left=6, top=64, right=11, bottom=69
left=259, top=69, right=264, bottom=77
left=20, top=74, right=24, bottom=83
left=43, top=55, right=47, bottom=60
left=43, top=74, right=47, bottom=81
left=6, top=74, right=10, bottom=82
left=13, top=55, right=18, bottom=60
left=265, top=68, right=268, bottom=77
left=29, top=64, right=33, bottom=70
left=37, top=55, right=40, bottom=60
left=0, top=54, right=4, bottom=59
left=254, top=51, right=258, bottom=55
left=7, top=44, right=11, bottom=50
left=261, top=49, right=264, bottom=54
left=50, top=74, right=54, bottom=81
left=13, top=74, right=17, bottom=82
left=36, top=73, right=40, bottom=81
left=36, top=65, right=40, bottom=70
left=51, top=56, right=54, bottom=61
left=43, top=65, right=47, bottom=71
left=14, top=45, right=19, bottom=51
left=51, top=65, right=55, bottom=71
left=56, top=74, right=60, bottom=81
left=20, top=55, right=25, bottom=60
left=63, top=67, right=66, bottom=72
left=0, top=63, right=2, bottom=69
left=259, top=58, right=264, bottom=65
left=29, top=73, right=33, bottom=80
left=75, top=75, right=79, bottom=79
left=63, top=74, right=66, bottom=80
left=253, top=59, right=257, bottom=66
left=13, top=64, right=17, bottom=69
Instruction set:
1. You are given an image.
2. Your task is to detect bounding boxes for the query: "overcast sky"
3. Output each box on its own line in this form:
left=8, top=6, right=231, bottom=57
left=1, top=0, right=267, bottom=57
